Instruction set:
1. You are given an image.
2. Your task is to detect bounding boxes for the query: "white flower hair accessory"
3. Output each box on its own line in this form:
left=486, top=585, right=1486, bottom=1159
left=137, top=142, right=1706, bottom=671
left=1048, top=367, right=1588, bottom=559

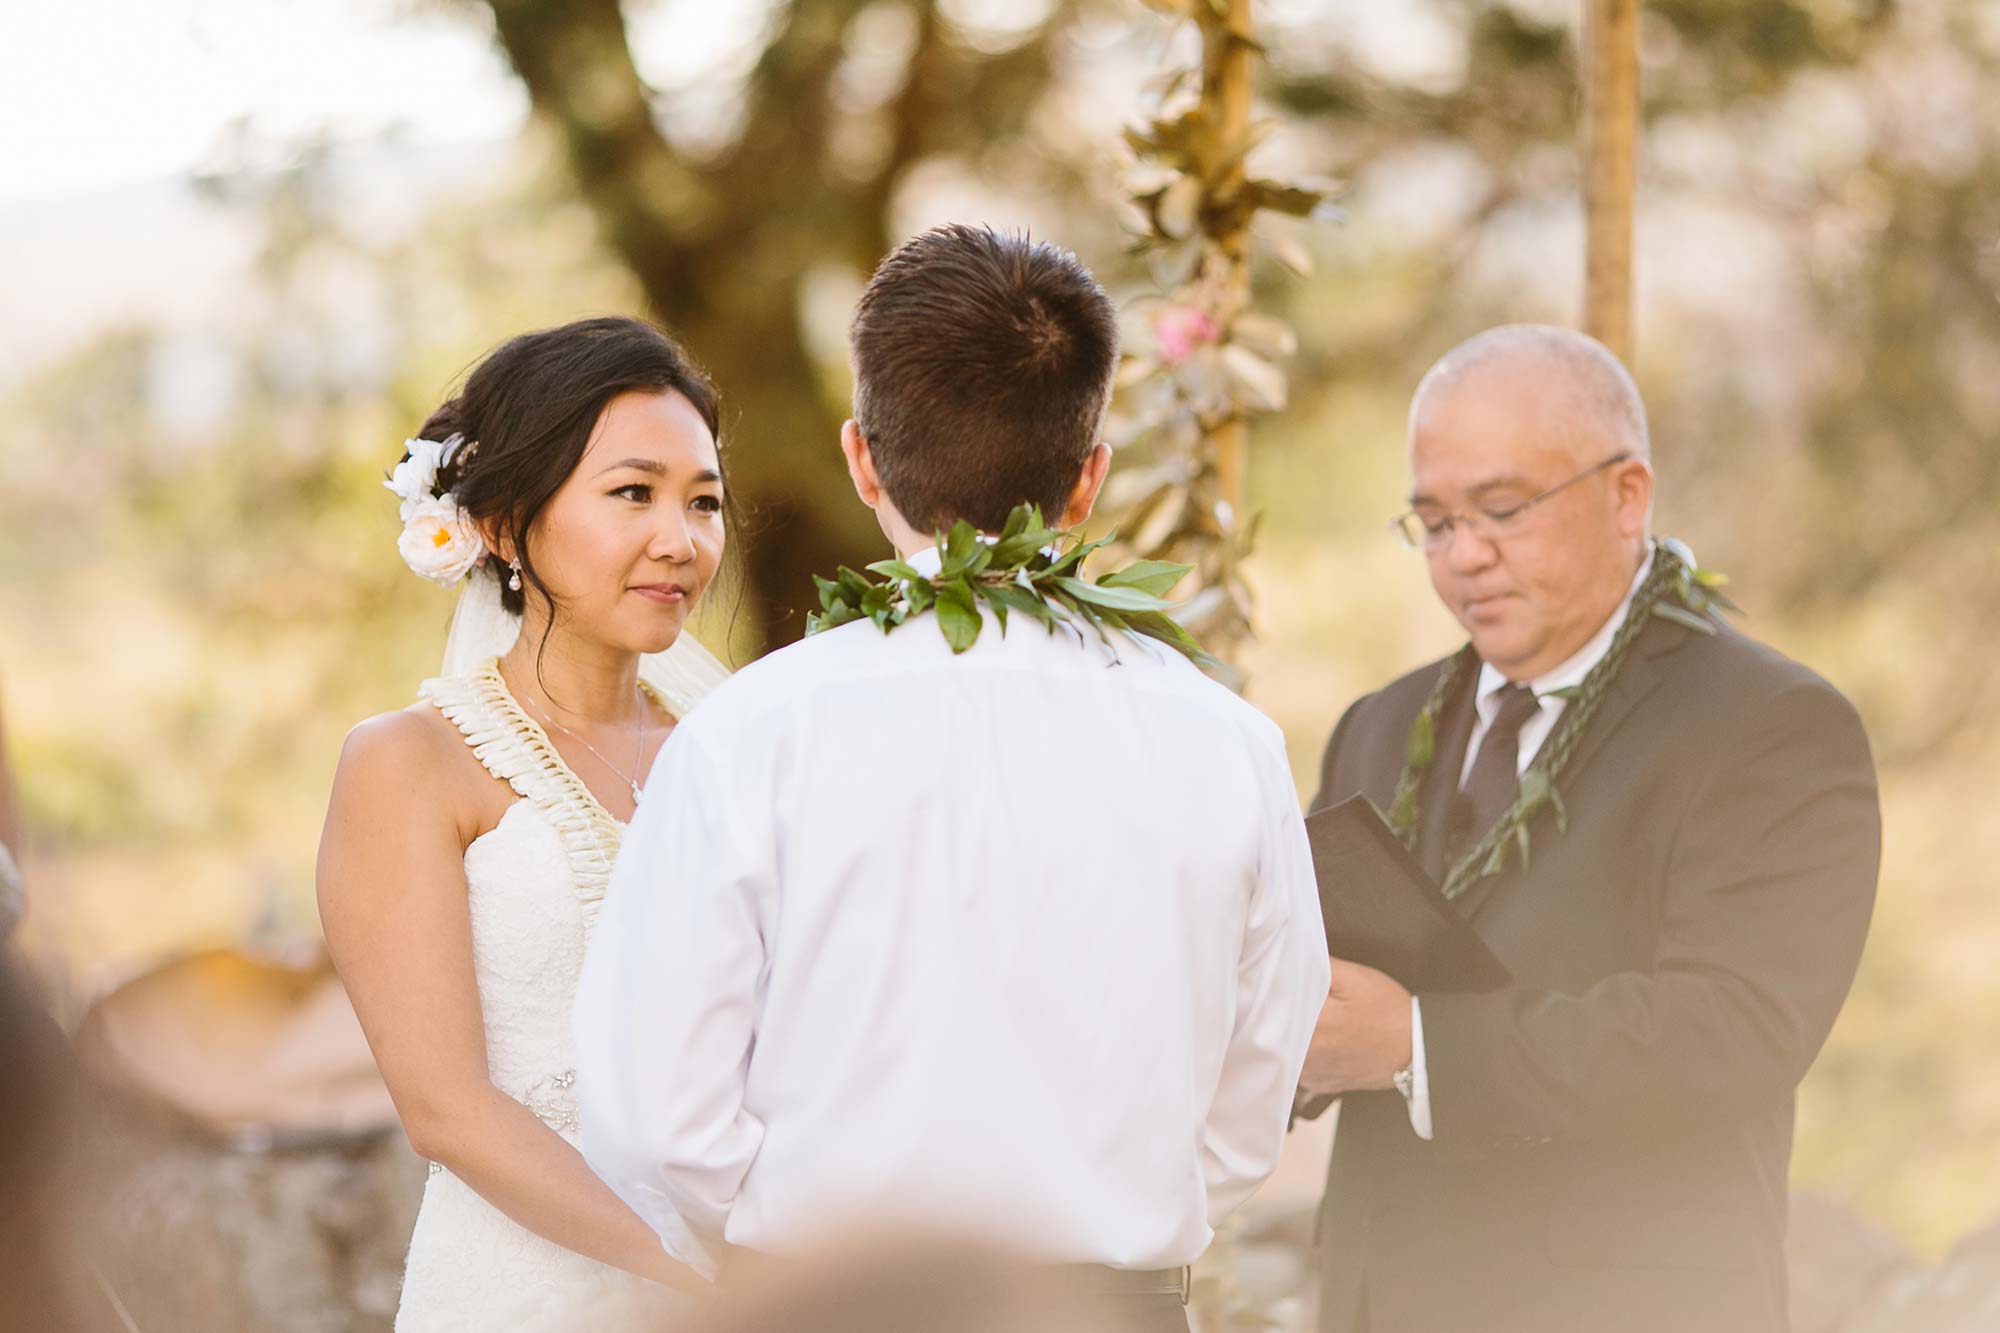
left=386, top=433, right=488, bottom=586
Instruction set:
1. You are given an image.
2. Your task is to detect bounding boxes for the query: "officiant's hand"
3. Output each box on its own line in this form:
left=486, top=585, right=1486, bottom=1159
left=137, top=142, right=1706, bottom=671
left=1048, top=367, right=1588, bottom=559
left=1299, top=958, right=1412, bottom=1096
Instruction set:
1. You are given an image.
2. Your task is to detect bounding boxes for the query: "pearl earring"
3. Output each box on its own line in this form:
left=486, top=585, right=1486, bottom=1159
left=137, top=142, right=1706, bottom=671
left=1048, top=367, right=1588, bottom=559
left=508, top=561, right=522, bottom=593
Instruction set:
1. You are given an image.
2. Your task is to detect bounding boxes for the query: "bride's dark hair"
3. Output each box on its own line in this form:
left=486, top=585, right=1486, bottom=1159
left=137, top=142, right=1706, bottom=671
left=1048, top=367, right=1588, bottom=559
left=417, top=316, right=726, bottom=618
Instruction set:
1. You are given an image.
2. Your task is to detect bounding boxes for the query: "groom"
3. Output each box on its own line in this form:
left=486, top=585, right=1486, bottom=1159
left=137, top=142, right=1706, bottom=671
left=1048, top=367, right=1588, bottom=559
left=573, top=224, right=1329, bottom=1330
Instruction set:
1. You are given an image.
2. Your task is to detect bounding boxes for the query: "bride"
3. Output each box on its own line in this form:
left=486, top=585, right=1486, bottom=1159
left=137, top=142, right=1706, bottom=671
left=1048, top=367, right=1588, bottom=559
left=317, top=317, right=729, bottom=1329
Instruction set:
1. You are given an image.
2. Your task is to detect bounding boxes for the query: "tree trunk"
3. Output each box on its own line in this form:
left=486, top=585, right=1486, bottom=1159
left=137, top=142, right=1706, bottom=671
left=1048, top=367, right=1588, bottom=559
left=1204, top=0, right=1256, bottom=541
left=687, top=308, right=871, bottom=648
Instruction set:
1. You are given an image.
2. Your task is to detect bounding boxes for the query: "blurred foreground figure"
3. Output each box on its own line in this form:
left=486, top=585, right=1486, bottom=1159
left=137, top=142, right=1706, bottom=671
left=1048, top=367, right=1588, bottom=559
left=0, top=688, right=25, bottom=939
left=1298, top=326, right=1879, bottom=1332
left=0, top=957, right=122, bottom=1332
left=692, top=1235, right=1154, bottom=1333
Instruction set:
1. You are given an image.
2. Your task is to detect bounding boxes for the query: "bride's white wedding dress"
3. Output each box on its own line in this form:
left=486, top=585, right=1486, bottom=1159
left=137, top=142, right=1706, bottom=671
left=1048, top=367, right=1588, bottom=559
left=393, top=650, right=721, bottom=1333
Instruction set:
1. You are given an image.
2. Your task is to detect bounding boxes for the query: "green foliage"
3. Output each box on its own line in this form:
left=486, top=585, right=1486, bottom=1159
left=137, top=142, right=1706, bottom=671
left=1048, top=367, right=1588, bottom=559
left=806, top=504, right=1219, bottom=669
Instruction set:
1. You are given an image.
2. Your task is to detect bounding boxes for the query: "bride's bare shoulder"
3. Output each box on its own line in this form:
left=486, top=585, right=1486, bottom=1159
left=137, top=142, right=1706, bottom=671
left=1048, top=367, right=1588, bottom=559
left=337, top=702, right=464, bottom=774
left=329, top=704, right=499, bottom=836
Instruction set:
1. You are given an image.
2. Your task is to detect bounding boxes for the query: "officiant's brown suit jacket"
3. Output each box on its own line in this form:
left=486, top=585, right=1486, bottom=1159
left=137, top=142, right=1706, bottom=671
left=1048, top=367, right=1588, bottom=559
left=1306, top=611, right=1878, bottom=1333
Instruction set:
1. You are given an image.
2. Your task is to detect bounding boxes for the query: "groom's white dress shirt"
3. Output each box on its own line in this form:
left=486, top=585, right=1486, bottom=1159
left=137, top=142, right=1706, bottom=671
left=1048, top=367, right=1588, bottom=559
left=574, top=546, right=1329, bottom=1274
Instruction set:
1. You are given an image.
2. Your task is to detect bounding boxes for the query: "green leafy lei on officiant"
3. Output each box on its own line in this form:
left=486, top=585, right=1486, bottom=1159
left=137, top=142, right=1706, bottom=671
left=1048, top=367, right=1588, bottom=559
left=1391, top=537, right=1741, bottom=902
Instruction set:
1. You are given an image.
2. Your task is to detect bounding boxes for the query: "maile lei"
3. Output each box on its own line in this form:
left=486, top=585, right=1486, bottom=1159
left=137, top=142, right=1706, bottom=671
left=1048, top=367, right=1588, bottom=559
left=806, top=502, right=1220, bottom=669
left=1392, top=538, right=1740, bottom=901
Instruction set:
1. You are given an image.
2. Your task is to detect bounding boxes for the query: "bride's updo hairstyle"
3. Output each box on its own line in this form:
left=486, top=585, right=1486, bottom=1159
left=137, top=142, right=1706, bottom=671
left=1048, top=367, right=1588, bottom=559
left=418, top=316, right=725, bottom=618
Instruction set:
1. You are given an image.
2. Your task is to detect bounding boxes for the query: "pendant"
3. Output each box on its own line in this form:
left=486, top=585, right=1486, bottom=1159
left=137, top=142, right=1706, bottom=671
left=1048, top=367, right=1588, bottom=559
left=630, top=780, right=644, bottom=804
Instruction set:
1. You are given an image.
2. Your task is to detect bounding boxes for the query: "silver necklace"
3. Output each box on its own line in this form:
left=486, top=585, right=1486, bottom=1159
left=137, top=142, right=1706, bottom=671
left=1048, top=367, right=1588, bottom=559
left=519, top=686, right=648, bottom=806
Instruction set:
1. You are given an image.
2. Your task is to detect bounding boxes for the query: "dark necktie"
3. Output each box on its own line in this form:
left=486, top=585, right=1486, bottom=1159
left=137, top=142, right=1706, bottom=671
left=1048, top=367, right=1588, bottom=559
left=1456, top=683, right=1541, bottom=852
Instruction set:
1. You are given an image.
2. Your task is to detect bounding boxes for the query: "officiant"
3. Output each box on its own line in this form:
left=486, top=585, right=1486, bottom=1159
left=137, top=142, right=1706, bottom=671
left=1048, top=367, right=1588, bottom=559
left=1296, top=325, right=1879, bottom=1333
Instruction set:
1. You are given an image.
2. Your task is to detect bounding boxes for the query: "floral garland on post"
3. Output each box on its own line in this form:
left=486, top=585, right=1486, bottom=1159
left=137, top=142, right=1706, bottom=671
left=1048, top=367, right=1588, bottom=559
left=1389, top=539, right=1740, bottom=901
left=1098, top=0, right=1342, bottom=675
left=806, top=503, right=1219, bottom=670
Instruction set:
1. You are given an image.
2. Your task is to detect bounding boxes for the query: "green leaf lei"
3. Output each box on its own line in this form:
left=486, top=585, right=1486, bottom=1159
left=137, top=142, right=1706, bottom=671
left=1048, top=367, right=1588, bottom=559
left=1387, top=538, right=1740, bottom=901
left=805, top=503, right=1221, bottom=669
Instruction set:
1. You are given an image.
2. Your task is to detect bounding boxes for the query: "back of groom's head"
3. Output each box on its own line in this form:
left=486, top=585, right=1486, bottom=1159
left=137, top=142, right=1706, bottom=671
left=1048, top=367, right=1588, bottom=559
left=850, top=224, right=1118, bottom=533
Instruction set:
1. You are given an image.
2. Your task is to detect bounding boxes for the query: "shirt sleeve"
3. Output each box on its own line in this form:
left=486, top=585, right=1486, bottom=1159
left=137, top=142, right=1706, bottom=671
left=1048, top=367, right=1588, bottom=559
left=1199, top=747, right=1333, bottom=1226
left=572, top=718, right=777, bottom=1274
left=1405, top=996, right=1434, bottom=1140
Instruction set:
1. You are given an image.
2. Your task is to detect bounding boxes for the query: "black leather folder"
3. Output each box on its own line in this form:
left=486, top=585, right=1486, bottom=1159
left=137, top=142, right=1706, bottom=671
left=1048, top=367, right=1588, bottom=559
left=1307, top=796, right=1512, bottom=993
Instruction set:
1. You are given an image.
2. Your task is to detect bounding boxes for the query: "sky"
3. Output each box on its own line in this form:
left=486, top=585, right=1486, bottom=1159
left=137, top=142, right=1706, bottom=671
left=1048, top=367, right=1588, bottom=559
left=0, top=0, right=1463, bottom=205
left=0, top=0, right=775, bottom=204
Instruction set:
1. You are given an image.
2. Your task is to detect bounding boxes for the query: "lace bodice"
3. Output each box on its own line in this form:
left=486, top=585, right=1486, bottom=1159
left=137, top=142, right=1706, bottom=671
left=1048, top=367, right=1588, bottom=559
left=417, top=658, right=665, bottom=1137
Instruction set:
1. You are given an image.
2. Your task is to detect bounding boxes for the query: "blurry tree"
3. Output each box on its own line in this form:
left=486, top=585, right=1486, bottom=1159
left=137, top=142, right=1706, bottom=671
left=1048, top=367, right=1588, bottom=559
left=470, top=0, right=1101, bottom=646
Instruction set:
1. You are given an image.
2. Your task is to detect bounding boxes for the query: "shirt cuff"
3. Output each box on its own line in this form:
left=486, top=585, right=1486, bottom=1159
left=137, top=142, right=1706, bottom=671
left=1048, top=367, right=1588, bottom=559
left=1405, top=994, right=1434, bottom=1141
left=632, top=1183, right=719, bottom=1281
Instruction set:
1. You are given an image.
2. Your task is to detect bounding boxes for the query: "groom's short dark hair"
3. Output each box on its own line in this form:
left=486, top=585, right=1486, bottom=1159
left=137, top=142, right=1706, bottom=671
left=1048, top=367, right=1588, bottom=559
left=849, top=225, right=1119, bottom=533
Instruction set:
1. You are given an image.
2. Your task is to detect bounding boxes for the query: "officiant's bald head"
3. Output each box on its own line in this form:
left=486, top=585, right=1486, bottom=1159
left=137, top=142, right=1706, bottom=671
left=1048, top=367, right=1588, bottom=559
left=1410, top=325, right=1650, bottom=466
left=1404, top=325, right=1656, bottom=681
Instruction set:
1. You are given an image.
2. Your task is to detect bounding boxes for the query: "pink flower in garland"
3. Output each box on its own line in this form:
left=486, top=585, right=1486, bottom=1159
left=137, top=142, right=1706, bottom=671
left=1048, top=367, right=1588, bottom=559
left=1153, top=304, right=1218, bottom=366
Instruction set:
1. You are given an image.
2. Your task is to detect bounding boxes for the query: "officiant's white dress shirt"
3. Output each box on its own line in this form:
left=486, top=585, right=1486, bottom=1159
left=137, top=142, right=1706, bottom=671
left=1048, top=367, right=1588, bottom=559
left=1403, top=550, right=1654, bottom=1139
left=574, top=547, right=1329, bottom=1274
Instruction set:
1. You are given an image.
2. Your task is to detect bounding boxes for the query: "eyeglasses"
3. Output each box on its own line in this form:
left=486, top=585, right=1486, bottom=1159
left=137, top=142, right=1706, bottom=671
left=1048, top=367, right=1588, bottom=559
left=1390, top=452, right=1633, bottom=549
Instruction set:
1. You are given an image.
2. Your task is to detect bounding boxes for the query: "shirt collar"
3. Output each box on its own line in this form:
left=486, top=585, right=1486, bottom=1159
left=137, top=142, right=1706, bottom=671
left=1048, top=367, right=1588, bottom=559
left=1476, top=547, right=1655, bottom=715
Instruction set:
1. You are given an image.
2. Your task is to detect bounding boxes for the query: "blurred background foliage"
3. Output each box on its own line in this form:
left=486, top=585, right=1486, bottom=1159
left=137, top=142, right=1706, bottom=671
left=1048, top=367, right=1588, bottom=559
left=3, top=0, right=1997, bottom=1260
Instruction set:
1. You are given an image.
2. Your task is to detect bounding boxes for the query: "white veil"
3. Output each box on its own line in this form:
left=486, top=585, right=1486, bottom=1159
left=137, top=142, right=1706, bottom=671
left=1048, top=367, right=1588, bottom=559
left=440, top=566, right=732, bottom=718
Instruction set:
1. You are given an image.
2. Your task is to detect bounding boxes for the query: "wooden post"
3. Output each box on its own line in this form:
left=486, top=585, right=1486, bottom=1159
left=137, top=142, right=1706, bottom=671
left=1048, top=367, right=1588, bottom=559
left=1582, top=0, right=1639, bottom=363
left=1203, top=0, right=1255, bottom=543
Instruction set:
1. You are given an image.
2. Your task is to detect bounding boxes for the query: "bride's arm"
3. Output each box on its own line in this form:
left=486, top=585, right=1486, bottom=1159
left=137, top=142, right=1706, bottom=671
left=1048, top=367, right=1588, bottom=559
left=317, top=709, right=707, bottom=1295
